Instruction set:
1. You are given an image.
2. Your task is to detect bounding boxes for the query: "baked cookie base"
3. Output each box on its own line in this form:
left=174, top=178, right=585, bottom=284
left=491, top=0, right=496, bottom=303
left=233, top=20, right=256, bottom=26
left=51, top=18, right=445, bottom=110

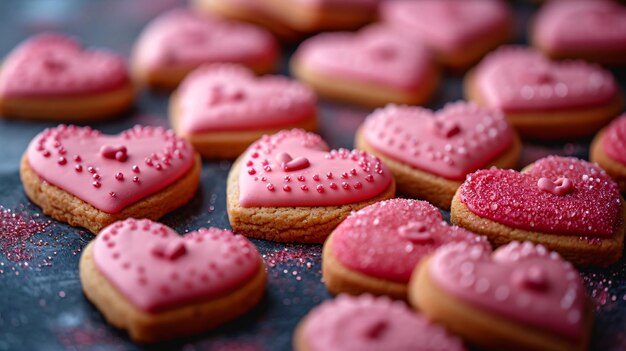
left=322, top=235, right=407, bottom=300
left=291, top=59, right=439, bottom=108
left=79, top=241, right=267, bottom=343
left=20, top=153, right=202, bottom=234
left=409, top=257, right=592, bottom=351
left=355, top=128, right=522, bottom=209
left=226, top=156, right=396, bottom=243
left=0, top=82, right=135, bottom=121
left=590, top=128, right=626, bottom=194
left=266, top=0, right=375, bottom=32
left=169, top=94, right=318, bottom=159
left=465, top=72, right=625, bottom=140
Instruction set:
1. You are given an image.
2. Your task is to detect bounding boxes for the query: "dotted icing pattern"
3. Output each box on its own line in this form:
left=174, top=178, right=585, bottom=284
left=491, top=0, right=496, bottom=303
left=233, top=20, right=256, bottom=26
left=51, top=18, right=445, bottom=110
left=459, top=156, right=621, bottom=237
left=0, top=33, right=129, bottom=97
left=177, top=64, right=316, bottom=134
left=238, top=129, right=392, bottom=207
left=92, top=218, right=260, bottom=312
left=473, top=46, right=618, bottom=112
left=26, top=125, right=195, bottom=213
left=429, top=241, right=586, bottom=342
left=331, top=198, right=489, bottom=283
left=363, top=102, right=514, bottom=180
left=302, top=294, right=466, bottom=351
left=602, top=113, right=626, bottom=166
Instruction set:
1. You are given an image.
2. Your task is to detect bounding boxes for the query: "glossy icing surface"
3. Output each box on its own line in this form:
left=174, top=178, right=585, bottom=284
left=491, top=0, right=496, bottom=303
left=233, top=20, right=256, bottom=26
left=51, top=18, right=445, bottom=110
left=602, top=114, right=626, bottom=166
left=26, top=125, right=195, bottom=213
left=177, top=64, right=316, bottom=134
left=295, top=25, right=434, bottom=90
left=0, top=33, right=129, bottom=97
left=362, top=102, right=514, bottom=180
left=302, top=294, right=466, bottom=351
left=459, top=156, right=622, bottom=237
left=238, top=129, right=392, bottom=207
left=473, top=46, right=618, bottom=112
left=331, top=198, right=488, bottom=283
left=430, top=242, right=587, bottom=342
left=93, top=219, right=260, bottom=312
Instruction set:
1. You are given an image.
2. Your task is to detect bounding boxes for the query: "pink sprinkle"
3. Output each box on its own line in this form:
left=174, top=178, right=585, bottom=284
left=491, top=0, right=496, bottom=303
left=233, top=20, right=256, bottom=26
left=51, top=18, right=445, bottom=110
left=132, top=165, right=140, bottom=173
left=74, top=164, right=82, bottom=172
left=298, top=175, right=306, bottom=182
left=92, top=181, right=101, bottom=188
left=133, top=176, right=140, bottom=183
left=301, top=185, right=309, bottom=191
left=87, top=166, right=96, bottom=174
left=115, top=172, right=124, bottom=181
left=267, top=184, right=275, bottom=191
left=57, top=157, right=67, bottom=165
left=283, top=185, right=291, bottom=192
left=109, top=192, right=116, bottom=198
left=73, top=155, right=81, bottom=162
left=327, top=172, right=333, bottom=179
left=354, top=182, right=363, bottom=189
left=350, top=168, right=357, bottom=175
left=312, top=174, right=320, bottom=181
left=248, top=168, right=256, bottom=175
left=365, top=174, right=374, bottom=182
left=330, top=183, right=338, bottom=189
left=42, top=150, right=51, bottom=158
left=316, top=185, right=324, bottom=193
left=342, top=182, right=350, bottom=190
left=92, top=174, right=100, bottom=180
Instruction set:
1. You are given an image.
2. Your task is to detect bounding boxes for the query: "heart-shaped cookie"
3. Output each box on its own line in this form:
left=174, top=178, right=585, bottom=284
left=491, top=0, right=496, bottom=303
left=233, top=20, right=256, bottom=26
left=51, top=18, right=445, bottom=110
left=132, top=9, right=278, bottom=88
left=412, top=241, right=589, bottom=351
left=81, top=218, right=265, bottom=342
left=324, top=198, right=488, bottom=299
left=0, top=33, right=130, bottom=97
left=590, top=114, right=626, bottom=194
left=451, top=156, right=625, bottom=266
left=174, top=64, right=316, bottom=134
left=24, top=124, right=197, bottom=214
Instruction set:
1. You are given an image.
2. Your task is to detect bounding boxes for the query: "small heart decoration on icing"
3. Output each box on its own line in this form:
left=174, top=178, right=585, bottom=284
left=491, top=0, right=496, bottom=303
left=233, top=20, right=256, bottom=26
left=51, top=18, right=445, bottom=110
left=429, top=241, right=587, bottom=342
left=93, top=219, right=261, bottom=312
left=176, top=65, right=316, bottom=134
left=238, top=129, right=392, bottom=207
left=331, top=199, right=488, bottom=283
left=362, top=102, right=514, bottom=180
left=459, top=156, right=621, bottom=237
left=473, top=46, right=618, bottom=112
left=26, top=125, right=195, bottom=213
left=0, top=33, right=129, bottom=97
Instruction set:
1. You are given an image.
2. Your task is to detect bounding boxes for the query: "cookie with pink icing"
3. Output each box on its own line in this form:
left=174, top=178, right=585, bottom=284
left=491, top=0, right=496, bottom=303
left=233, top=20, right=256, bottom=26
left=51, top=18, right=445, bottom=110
left=79, top=218, right=266, bottom=342
left=291, top=25, right=438, bottom=107
left=591, top=113, right=626, bottom=193
left=380, top=0, right=513, bottom=68
left=0, top=33, right=134, bottom=121
left=226, top=129, right=395, bottom=243
left=294, top=294, right=466, bottom=351
left=465, top=46, right=623, bottom=139
left=356, top=102, right=520, bottom=209
left=21, top=125, right=201, bottom=234
left=170, top=64, right=318, bottom=159
left=450, top=156, right=625, bottom=266
left=323, top=198, right=489, bottom=299
left=532, top=0, right=626, bottom=65
left=410, top=241, right=592, bottom=351
left=131, top=8, right=278, bottom=89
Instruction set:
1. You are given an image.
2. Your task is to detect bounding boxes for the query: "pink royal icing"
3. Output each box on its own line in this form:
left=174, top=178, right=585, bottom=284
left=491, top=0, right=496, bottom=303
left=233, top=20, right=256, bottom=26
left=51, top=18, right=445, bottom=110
left=459, top=156, right=622, bottom=237
left=0, top=33, right=129, bottom=98
left=602, top=113, right=626, bottom=166
left=429, top=241, right=587, bottom=342
left=533, top=0, right=626, bottom=56
left=93, top=219, right=260, bottom=312
left=133, top=9, right=278, bottom=70
left=380, top=0, right=512, bottom=54
left=331, top=199, right=489, bottom=283
left=177, top=64, right=316, bottom=134
left=302, top=294, right=466, bottom=351
left=26, top=125, right=195, bottom=213
left=294, top=25, right=434, bottom=90
left=238, top=129, right=392, bottom=207
left=362, top=102, right=514, bottom=180
left=473, top=46, right=618, bottom=112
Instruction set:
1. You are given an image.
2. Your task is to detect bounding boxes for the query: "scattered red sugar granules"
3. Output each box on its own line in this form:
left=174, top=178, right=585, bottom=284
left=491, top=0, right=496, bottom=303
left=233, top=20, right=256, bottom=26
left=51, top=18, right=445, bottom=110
left=0, top=206, right=51, bottom=262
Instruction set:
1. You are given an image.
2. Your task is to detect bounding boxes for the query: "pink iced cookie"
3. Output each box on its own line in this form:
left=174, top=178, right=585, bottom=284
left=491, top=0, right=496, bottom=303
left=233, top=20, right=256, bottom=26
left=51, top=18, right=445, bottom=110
left=590, top=113, right=626, bottom=193
left=451, top=156, right=625, bottom=266
left=170, top=64, right=318, bottom=158
left=132, top=8, right=278, bottom=89
left=0, top=33, right=134, bottom=121
left=466, top=46, right=622, bottom=139
left=411, top=241, right=591, bottom=351
left=227, top=129, right=395, bottom=243
left=380, top=0, right=512, bottom=68
left=532, top=0, right=626, bottom=65
left=291, top=25, right=438, bottom=107
left=324, top=198, right=488, bottom=299
left=80, top=218, right=266, bottom=342
left=601, top=114, right=626, bottom=166
left=357, top=102, right=519, bottom=209
left=22, top=125, right=200, bottom=233
left=294, top=294, right=466, bottom=351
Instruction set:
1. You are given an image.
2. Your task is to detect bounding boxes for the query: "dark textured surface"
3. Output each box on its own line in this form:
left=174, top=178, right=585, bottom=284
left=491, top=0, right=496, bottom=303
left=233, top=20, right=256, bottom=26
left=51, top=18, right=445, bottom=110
left=0, top=1, right=624, bottom=350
